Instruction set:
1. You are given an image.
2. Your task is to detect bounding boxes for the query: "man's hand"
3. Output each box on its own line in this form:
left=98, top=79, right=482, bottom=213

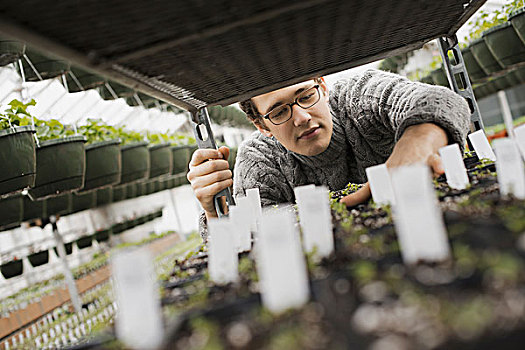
left=340, top=123, right=448, bottom=207
left=187, top=146, right=233, bottom=220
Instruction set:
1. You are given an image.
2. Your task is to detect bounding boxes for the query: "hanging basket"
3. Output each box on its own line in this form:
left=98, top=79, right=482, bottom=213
left=0, top=195, right=23, bottom=231
left=66, top=67, right=106, bottom=93
left=430, top=68, right=448, bottom=86
left=461, top=47, right=487, bottom=82
left=71, top=191, right=96, bottom=214
left=228, top=147, right=238, bottom=170
left=45, top=193, right=72, bottom=218
left=510, top=8, right=525, bottom=45
left=125, top=182, right=137, bottom=199
left=54, top=242, right=73, bottom=256
left=111, top=222, right=126, bottom=235
left=119, top=142, right=150, bottom=184
left=76, top=235, right=93, bottom=250
left=81, top=139, right=121, bottom=192
left=112, top=185, right=127, bottom=202
left=469, top=37, right=504, bottom=75
left=148, top=143, right=173, bottom=179
left=96, top=187, right=113, bottom=207
left=483, top=22, right=525, bottom=69
left=0, top=125, right=37, bottom=196
left=95, top=229, right=110, bottom=242
left=28, top=250, right=49, bottom=267
left=23, top=49, right=70, bottom=81
left=135, top=182, right=145, bottom=197
left=22, top=195, right=45, bottom=222
left=0, top=40, right=25, bottom=67
left=28, top=136, right=86, bottom=200
left=0, top=260, right=23, bottom=279
left=171, top=145, right=191, bottom=175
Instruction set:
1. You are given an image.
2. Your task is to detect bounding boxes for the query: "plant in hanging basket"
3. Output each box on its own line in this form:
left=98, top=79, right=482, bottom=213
left=118, top=141, right=150, bottom=185
left=71, top=191, right=96, bottom=214
left=0, top=259, right=23, bottom=279
left=96, top=187, right=113, bottom=207
left=112, top=184, right=127, bottom=202
left=483, top=21, right=525, bottom=68
left=0, top=195, right=23, bottom=231
left=0, top=99, right=37, bottom=196
left=147, top=143, right=173, bottom=179
left=22, top=194, right=45, bottom=222
left=510, top=7, right=525, bottom=44
left=461, top=47, right=487, bottom=82
left=95, top=229, right=110, bottom=242
left=45, top=193, right=72, bottom=218
left=76, top=235, right=93, bottom=250
left=27, top=249, right=49, bottom=267
left=22, top=48, right=70, bottom=81
left=0, top=40, right=25, bottom=67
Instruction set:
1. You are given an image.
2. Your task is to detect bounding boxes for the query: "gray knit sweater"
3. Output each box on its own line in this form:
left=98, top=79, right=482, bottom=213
left=199, top=69, right=470, bottom=238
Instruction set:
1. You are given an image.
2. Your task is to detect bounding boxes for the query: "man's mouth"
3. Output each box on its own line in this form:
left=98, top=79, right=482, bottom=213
left=298, top=126, right=321, bottom=140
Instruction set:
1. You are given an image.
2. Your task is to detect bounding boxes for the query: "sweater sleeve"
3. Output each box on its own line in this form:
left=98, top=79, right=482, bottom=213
left=329, top=69, right=471, bottom=152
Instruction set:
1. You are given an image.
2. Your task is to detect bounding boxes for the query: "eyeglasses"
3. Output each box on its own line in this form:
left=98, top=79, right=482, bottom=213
left=260, top=84, right=321, bottom=125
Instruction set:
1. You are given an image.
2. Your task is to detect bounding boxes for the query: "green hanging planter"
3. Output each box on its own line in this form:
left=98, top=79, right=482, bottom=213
left=96, top=187, right=113, bottom=207
left=430, top=68, right=448, bottom=87
left=470, top=37, right=504, bottom=75
left=100, top=82, right=134, bottom=100
left=76, top=235, right=93, bottom=250
left=28, top=250, right=49, bottom=267
left=0, top=40, right=25, bottom=67
left=66, top=67, right=106, bottom=93
left=146, top=179, right=157, bottom=194
left=461, top=47, right=487, bottom=82
left=23, top=49, right=70, bottom=81
left=492, top=75, right=512, bottom=91
left=71, top=191, right=96, bottom=214
left=111, top=222, right=126, bottom=235
left=171, top=145, right=191, bottom=175
left=483, top=22, right=525, bottom=69
left=22, top=195, right=45, bottom=222
left=45, top=193, right=72, bottom=217
left=112, top=185, right=127, bottom=202
left=0, top=195, right=23, bottom=231
left=228, top=147, right=238, bottom=170
left=95, top=229, right=110, bottom=242
left=510, top=8, right=525, bottom=45
left=148, top=143, right=173, bottom=179
left=135, top=182, right=145, bottom=197
left=138, top=214, right=148, bottom=225
left=0, top=260, right=23, bottom=279
left=124, top=182, right=137, bottom=199
left=419, top=74, right=434, bottom=85
left=28, top=136, right=86, bottom=200
left=0, top=125, right=36, bottom=196
left=82, top=139, right=121, bottom=192
left=119, top=142, right=150, bottom=184
left=54, top=242, right=73, bottom=256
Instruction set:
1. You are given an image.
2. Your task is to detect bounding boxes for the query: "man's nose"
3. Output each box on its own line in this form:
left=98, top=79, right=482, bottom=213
left=292, top=105, right=311, bottom=127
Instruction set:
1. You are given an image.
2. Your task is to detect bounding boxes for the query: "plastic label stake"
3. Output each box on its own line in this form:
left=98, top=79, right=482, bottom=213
left=208, top=218, right=239, bottom=284
left=112, top=249, right=163, bottom=350
left=294, top=186, right=334, bottom=258
left=391, top=164, right=451, bottom=264
left=246, top=188, right=263, bottom=231
left=293, top=184, right=316, bottom=203
left=514, top=124, right=525, bottom=160
left=468, top=129, right=496, bottom=161
left=494, top=138, right=525, bottom=199
left=229, top=200, right=252, bottom=252
left=439, top=144, right=470, bottom=190
left=365, top=164, right=396, bottom=205
left=257, top=210, right=309, bottom=313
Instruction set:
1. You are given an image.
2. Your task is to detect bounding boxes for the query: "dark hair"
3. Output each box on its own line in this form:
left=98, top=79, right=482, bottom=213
left=239, top=78, right=323, bottom=130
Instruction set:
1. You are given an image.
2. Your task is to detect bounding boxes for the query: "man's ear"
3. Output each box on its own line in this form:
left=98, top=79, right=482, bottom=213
left=254, top=120, right=273, bottom=138
left=317, top=77, right=329, bottom=99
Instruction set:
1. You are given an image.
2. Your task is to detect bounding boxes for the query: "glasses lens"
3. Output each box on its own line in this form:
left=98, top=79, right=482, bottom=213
left=268, top=105, right=291, bottom=124
left=297, top=86, right=320, bottom=108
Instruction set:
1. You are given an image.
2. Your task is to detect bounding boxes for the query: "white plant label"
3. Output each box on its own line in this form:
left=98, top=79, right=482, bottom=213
left=257, top=210, right=309, bottom=313
left=42, top=333, right=48, bottom=344
left=246, top=188, right=263, bottom=231
left=439, top=144, right=470, bottom=190
left=468, top=129, right=496, bottom=161
left=229, top=201, right=252, bottom=252
left=208, top=218, right=239, bottom=284
left=35, top=337, right=42, bottom=348
left=75, top=327, right=81, bottom=338
left=294, top=186, right=334, bottom=258
left=391, top=164, right=451, bottom=264
left=514, top=124, right=525, bottom=160
left=365, top=163, right=396, bottom=205
left=112, top=248, right=164, bottom=350
left=293, top=184, right=316, bottom=203
left=494, top=138, right=525, bottom=199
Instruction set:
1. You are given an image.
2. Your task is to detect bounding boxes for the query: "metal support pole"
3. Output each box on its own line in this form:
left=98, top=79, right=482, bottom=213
left=497, top=90, right=514, bottom=138
left=50, top=216, right=82, bottom=314
left=437, top=35, right=484, bottom=136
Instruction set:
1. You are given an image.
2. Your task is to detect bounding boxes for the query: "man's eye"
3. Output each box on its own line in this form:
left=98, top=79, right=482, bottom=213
left=272, top=108, right=286, bottom=118
left=299, top=92, right=315, bottom=103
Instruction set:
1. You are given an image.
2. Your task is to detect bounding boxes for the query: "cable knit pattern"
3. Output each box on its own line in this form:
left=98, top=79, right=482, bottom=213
left=199, top=69, right=470, bottom=240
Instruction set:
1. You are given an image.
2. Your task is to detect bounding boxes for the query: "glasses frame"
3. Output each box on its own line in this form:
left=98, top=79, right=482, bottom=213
left=260, top=84, right=321, bottom=125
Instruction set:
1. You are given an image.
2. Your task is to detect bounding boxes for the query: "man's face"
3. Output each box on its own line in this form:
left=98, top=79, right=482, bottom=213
left=251, top=79, right=333, bottom=156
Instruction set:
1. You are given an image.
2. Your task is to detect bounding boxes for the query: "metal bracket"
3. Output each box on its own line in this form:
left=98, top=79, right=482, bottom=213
left=191, top=108, right=235, bottom=218
left=437, top=35, right=484, bottom=133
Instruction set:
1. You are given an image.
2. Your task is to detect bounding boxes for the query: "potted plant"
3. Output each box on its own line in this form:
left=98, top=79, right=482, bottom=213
left=77, top=119, right=122, bottom=192
left=22, top=48, right=70, bottom=81
left=510, top=7, right=525, bottom=43
left=76, top=235, right=93, bottom=250
left=0, top=40, right=25, bottom=67
left=112, top=184, right=127, bottom=202
left=0, top=195, right=23, bottom=231
left=95, top=229, right=110, bottom=243
left=71, top=191, right=96, bottom=214
left=0, top=99, right=37, bottom=196
left=117, top=128, right=150, bottom=185
left=147, top=143, right=173, bottom=179
left=461, top=47, right=487, bottom=82
left=96, top=187, right=113, bottom=207
left=483, top=21, right=525, bottom=68
left=45, top=192, right=72, bottom=218
left=0, top=258, right=23, bottom=279
left=66, top=67, right=105, bottom=93
left=27, top=249, right=49, bottom=267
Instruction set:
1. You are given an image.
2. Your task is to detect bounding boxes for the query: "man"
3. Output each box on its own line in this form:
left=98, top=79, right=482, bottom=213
left=187, top=70, right=470, bottom=238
